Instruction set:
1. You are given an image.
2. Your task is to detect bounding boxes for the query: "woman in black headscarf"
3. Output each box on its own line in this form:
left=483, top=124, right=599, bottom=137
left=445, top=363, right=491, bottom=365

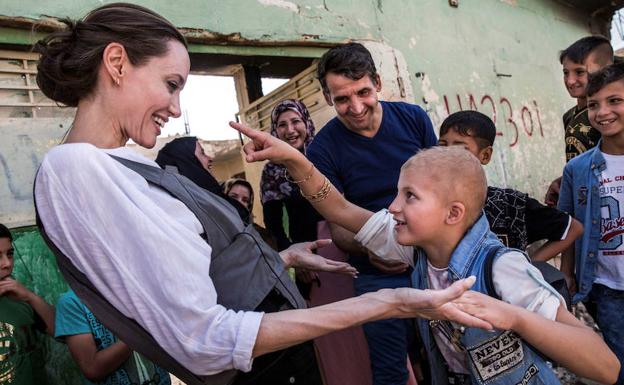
left=156, top=136, right=251, bottom=223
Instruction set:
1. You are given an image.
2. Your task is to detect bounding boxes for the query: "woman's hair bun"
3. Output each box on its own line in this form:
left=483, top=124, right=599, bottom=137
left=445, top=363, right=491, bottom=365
left=32, top=3, right=187, bottom=107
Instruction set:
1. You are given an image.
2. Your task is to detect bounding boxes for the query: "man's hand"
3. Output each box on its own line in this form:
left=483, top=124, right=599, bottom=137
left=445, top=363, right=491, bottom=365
left=369, top=251, right=409, bottom=274
left=0, top=277, right=34, bottom=302
left=545, top=176, right=562, bottom=207
left=280, top=240, right=358, bottom=277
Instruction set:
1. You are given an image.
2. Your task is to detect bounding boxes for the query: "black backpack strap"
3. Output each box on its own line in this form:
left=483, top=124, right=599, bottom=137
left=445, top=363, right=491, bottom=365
left=110, top=155, right=241, bottom=254
left=483, top=246, right=503, bottom=300
left=34, top=178, right=236, bottom=385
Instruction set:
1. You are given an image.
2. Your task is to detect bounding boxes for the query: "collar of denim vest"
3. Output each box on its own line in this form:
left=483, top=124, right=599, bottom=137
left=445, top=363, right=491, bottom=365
left=589, top=139, right=606, bottom=176
left=446, top=212, right=490, bottom=280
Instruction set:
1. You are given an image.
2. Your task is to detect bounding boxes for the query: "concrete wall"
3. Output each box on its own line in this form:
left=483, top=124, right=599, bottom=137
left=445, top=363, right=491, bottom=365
left=0, top=1, right=608, bottom=227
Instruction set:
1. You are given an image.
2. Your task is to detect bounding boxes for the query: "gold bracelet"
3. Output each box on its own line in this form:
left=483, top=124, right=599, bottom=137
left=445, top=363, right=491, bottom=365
left=284, top=163, right=314, bottom=184
left=303, top=177, right=332, bottom=202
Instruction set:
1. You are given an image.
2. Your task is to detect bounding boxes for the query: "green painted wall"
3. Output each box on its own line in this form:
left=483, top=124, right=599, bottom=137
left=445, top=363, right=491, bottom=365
left=0, top=0, right=606, bottom=204
left=0, top=1, right=610, bottom=382
left=11, top=227, right=81, bottom=385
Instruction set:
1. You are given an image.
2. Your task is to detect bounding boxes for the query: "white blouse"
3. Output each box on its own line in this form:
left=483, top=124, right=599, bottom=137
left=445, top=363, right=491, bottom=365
left=35, top=143, right=263, bottom=375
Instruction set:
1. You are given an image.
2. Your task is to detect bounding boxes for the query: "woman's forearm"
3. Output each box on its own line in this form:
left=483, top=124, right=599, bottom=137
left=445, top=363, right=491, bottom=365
left=253, top=289, right=397, bottom=356
left=253, top=278, right=491, bottom=358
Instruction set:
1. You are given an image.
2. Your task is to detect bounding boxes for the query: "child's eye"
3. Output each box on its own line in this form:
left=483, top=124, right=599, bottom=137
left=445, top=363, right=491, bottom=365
left=587, top=102, right=598, bottom=110
left=609, top=98, right=623, bottom=105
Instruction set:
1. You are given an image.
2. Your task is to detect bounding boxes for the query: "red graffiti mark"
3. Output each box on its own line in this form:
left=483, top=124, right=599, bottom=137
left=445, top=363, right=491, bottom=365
left=439, top=92, right=544, bottom=147
left=468, top=94, right=478, bottom=111
left=521, top=106, right=533, bottom=136
left=500, top=97, right=519, bottom=147
left=480, top=95, right=500, bottom=134
left=533, top=100, right=544, bottom=137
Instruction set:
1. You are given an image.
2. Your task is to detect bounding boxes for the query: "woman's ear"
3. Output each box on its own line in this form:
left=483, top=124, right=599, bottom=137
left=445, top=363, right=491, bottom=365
left=102, top=42, right=127, bottom=86
left=446, top=201, right=466, bottom=225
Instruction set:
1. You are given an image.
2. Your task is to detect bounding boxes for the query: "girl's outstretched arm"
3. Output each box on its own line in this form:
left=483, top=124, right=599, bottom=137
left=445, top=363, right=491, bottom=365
left=231, top=121, right=373, bottom=233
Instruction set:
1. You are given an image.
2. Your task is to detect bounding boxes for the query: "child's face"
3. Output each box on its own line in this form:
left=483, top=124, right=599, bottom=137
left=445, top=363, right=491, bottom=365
left=562, top=57, right=589, bottom=99
left=388, top=168, right=447, bottom=246
left=0, top=238, right=14, bottom=280
left=438, top=130, right=492, bottom=165
left=587, top=80, right=624, bottom=139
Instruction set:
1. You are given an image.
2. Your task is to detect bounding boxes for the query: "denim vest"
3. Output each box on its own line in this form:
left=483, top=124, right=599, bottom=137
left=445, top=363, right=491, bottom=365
left=412, top=215, right=560, bottom=385
left=558, top=144, right=604, bottom=303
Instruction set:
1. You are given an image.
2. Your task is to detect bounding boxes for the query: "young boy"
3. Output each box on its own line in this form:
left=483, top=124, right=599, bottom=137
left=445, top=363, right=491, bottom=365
left=558, top=62, right=624, bottom=384
left=55, top=290, right=171, bottom=385
left=437, top=110, right=583, bottom=266
left=0, top=223, right=55, bottom=385
left=545, top=35, right=614, bottom=206
left=231, top=121, right=620, bottom=385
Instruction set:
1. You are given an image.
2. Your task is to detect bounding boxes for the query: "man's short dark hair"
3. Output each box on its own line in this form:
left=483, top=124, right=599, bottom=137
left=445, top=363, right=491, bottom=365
left=586, top=62, right=624, bottom=97
left=559, top=35, right=613, bottom=65
left=439, top=110, right=497, bottom=149
left=316, top=43, right=378, bottom=94
left=0, top=224, right=12, bottom=241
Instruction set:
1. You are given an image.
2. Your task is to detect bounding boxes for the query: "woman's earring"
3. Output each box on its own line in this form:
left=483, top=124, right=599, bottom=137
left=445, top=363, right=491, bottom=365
left=115, top=78, right=120, bottom=86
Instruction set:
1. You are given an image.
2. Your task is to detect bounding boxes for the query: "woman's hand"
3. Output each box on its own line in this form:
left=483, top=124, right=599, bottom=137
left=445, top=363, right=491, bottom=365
left=230, top=121, right=304, bottom=165
left=392, top=277, right=493, bottom=330
left=280, top=240, right=358, bottom=277
left=453, top=290, right=519, bottom=330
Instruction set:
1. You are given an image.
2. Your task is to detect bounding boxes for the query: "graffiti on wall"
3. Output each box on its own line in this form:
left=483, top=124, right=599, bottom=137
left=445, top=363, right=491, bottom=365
left=0, top=119, right=68, bottom=227
left=432, top=92, right=545, bottom=148
left=0, top=135, right=40, bottom=201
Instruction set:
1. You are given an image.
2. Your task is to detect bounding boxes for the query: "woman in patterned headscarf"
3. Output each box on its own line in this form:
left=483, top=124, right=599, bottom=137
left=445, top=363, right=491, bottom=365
left=260, top=99, right=321, bottom=252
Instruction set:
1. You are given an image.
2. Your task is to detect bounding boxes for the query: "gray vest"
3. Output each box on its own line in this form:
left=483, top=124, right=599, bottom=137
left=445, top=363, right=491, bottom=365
left=36, top=156, right=306, bottom=385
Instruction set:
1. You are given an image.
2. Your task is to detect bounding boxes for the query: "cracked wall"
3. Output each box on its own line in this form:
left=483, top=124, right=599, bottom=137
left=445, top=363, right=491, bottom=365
left=0, top=0, right=609, bottom=221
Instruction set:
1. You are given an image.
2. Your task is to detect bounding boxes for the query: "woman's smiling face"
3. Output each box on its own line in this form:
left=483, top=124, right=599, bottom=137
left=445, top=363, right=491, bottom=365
left=275, top=110, right=308, bottom=150
left=116, top=40, right=190, bottom=148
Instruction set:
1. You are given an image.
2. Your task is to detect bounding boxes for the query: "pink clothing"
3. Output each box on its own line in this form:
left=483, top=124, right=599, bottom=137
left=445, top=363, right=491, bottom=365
left=310, top=222, right=417, bottom=385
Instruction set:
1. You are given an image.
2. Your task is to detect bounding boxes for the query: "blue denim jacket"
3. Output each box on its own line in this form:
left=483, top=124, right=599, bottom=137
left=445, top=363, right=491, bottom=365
left=558, top=144, right=604, bottom=303
left=411, top=215, right=559, bottom=385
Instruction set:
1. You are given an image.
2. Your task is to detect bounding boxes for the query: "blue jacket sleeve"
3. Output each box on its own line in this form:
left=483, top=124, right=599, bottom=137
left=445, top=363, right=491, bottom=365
left=558, top=165, right=574, bottom=216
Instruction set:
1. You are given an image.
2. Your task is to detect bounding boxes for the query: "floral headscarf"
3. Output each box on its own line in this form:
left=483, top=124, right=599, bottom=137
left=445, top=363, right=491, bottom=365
left=260, top=99, right=316, bottom=203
